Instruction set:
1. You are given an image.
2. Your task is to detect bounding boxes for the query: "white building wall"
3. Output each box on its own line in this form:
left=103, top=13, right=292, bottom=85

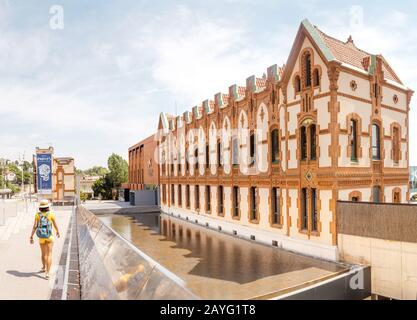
left=339, top=188, right=372, bottom=202
left=338, top=95, right=372, bottom=168
left=384, top=185, right=408, bottom=204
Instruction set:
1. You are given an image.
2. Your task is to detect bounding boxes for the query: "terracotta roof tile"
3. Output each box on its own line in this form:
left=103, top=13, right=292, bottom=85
left=237, top=86, right=246, bottom=98
left=315, top=28, right=371, bottom=71
left=256, top=77, right=267, bottom=90
left=315, top=26, right=402, bottom=84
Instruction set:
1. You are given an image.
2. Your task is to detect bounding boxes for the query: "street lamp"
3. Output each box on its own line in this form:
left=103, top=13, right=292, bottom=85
left=28, top=166, right=33, bottom=202
left=19, top=152, right=26, bottom=198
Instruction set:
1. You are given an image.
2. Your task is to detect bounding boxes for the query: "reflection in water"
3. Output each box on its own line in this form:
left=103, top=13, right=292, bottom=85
left=99, top=212, right=346, bottom=299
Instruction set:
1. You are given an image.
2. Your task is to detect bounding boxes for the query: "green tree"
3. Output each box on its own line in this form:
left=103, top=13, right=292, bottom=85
left=83, top=166, right=108, bottom=177
left=92, top=175, right=113, bottom=200
left=107, top=154, right=128, bottom=188
left=7, top=163, right=33, bottom=185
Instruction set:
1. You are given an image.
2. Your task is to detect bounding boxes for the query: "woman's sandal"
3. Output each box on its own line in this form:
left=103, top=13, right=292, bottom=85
left=45, top=273, right=50, bottom=280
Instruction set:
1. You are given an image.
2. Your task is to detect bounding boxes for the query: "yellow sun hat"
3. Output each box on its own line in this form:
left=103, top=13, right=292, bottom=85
left=39, top=199, right=51, bottom=209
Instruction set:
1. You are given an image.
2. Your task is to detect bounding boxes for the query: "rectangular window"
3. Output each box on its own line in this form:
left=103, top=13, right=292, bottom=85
left=393, top=127, right=400, bottom=163
left=217, top=141, right=222, bottom=168
left=271, top=130, right=279, bottom=164
left=301, top=127, right=307, bottom=160
left=171, top=184, right=175, bottom=205
left=232, top=138, right=239, bottom=167
left=250, top=187, right=257, bottom=221
left=301, top=188, right=308, bottom=230
left=195, top=186, right=200, bottom=210
left=310, top=125, right=316, bottom=160
left=195, top=149, right=199, bottom=174
left=311, top=188, right=317, bottom=232
left=272, top=187, right=280, bottom=225
left=218, top=186, right=224, bottom=215
left=351, top=119, right=358, bottom=161
left=249, top=134, right=256, bottom=166
left=206, top=186, right=211, bottom=213
left=373, top=186, right=381, bottom=203
left=186, top=185, right=190, bottom=208
left=178, top=152, right=181, bottom=174
left=233, top=186, right=239, bottom=217
left=372, top=124, right=381, bottom=160
left=178, top=185, right=182, bottom=207
left=206, top=145, right=210, bottom=169
left=162, top=184, right=166, bottom=204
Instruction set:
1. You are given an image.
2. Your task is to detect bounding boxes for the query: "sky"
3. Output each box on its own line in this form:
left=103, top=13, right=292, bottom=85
left=0, top=0, right=416, bottom=169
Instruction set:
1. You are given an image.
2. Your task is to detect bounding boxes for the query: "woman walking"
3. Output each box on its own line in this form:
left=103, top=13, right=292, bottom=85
left=30, top=199, right=60, bottom=279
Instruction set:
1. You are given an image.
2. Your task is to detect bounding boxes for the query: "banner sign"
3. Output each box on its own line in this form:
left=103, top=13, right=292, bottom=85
left=37, top=154, right=53, bottom=194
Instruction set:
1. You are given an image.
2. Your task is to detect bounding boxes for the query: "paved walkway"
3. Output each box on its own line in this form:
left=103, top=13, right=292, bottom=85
left=0, top=204, right=72, bottom=300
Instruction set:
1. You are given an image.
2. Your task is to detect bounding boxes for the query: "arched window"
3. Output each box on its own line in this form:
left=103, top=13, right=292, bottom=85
left=205, top=144, right=210, bottom=169
left=178, top=151, right=181, bottom=174
left=393, top=189, right=401, bottom=204
left=372, top=124, right=381, bottom=160
left=309, top=124, right=316, bottom=160
left=313, top=68, right=320, bottom=86
left=295, top=75, right=301, bottom=93
left=249, top=133, right=256, bottom=166
left=232, top=138, right=239, bottom=167
left=301, top=126, right=307, bottom=160
left=304, top=53, right=312, bottom=87
left=194, top=148, right=199, bottom=174
left=185, top=151, right=189, bottom=173
left=350, top=119, right=358, bottom=161
left=217, top=140, right=222, bottom=167
left=393, top=126, right=400, bottom=163
left=271, top=129, right=280, bottom=164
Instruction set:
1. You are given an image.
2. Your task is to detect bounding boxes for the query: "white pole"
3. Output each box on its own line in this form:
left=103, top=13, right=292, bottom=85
left=21, top=152, right=25, bottom=197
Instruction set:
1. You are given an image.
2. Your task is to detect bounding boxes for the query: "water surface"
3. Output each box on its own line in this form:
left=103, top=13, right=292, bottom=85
left=98, top=212, right=346, bottom=299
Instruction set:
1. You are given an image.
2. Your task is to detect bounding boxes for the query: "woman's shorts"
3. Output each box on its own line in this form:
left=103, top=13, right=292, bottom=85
left=39, top=236, right=54, bottom=244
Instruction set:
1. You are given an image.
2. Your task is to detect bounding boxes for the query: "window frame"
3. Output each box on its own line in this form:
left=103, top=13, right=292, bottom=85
left=205, top=185, right=211, bottom=213
left=195, top=185, right=200, bottom=211
left=271, top=187, right=281, bottom=226
left=249, top=186, right=258, bottom=223
left=218, top=186, right=224, bottom=216
left=271, top=129, right=280, bottom=164
left=372, top=123, right=381, bottom=160
left=232, top=186, right=239, bottom=218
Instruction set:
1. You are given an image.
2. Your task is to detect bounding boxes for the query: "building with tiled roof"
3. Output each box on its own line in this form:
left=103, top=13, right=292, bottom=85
left=155, top=19, right=413, bottom=263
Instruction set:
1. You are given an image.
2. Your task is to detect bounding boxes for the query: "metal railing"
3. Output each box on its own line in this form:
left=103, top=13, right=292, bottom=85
left=0, top=197, right=37, bottom=226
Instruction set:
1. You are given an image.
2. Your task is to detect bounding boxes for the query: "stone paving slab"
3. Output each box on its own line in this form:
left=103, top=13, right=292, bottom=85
left=0, top=208, right=71, bottom=300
